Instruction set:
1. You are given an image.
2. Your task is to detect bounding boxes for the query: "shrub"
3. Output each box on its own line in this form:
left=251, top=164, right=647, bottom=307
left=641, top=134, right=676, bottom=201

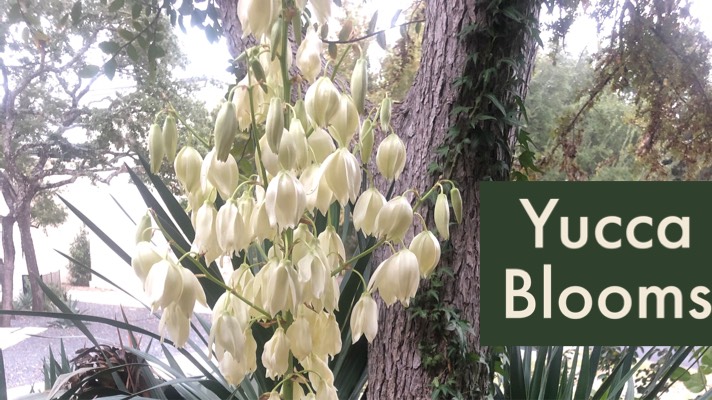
left=67, top=228, right=91, bottom=286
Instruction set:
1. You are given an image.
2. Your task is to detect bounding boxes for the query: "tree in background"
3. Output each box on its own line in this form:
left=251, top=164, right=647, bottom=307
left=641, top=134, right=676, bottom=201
left=0, top=0, right=211, bottom=321
left=540, top=0, right=712, bottom=180
left=67, top=227, right=90, bottom=286
left=526, top=53, right=645, bottom=181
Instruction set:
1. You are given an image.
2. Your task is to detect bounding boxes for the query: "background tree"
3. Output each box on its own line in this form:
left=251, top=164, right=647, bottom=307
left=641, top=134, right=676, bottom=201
left=0, top=0, right=211, bottom=320
left=67, top=227, right=90, bottom=286
left=526, top=52, right=646, bottom=181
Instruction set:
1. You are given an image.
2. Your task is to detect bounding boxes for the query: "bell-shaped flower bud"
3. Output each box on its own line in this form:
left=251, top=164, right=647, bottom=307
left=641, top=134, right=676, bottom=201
left=162, top=115, right=178, bottom=163
left=359, top=119, right=374, bottom=164
left=329, top=94, right=359, bottom=146
left=144, top=259, right=183, bottom=311
left=158, top=303, right=190, bottom=347
left=350, top=294, right=378, bottom=343
left=320, top=148, right=361, bottom=207
left=219, top=352, right=247, bottom=386
left=318, top=226, right=346, bottom=271
left=134, top=212, right=153, bottom=244
left=266, top=259, right=301, bottom=316
left=305, top=77, right=340, bottom=127
left=300, top=164, right=334, bottom=215
left=279, top=122, right=309, bottom=171
left=205, top=150, right=239, bottom=200
left=232, top=75, right=265, bottom=131
left=316, top=313, right=342, bottom=358
left=237, top=194, right=256, bottom=241
left=296, top=28, right=323, bottom=83
left=237, top=0, right=281, bottom=39
left=310, top=0, right=331, bottom=25
left=296, top=247, right=328, bottom=303
left=258, top=135, right=280, bottom=177
left=450, top=187, right=463, bottom=224
left=294, top=99, right=310, bottom=133
left=210, top=313, right=246, bottom=361
left=376, top=133, right=407, bottom=180
left=265, top=171, right=307, bottom=230
left=262, top=327, right=291, bottom=380
left=375, top=196, right=413, bottom=243
left=265, top=97, right=284, bottom=153
left=216, top=200, right=247, bottom=255
left=351, top=58, right=368, bottom=114
left=286, top=316, right=313, bottom=360
left=148, top=123, right=164, bottom=174
left=353, top=187, right=386, bottom=236
left=176, top=266, right=208, bottom=316
left=434, top=193, right=450, bottom=240
left=308, top=127, right=336, bottom=164
left=131, top=241, right=161, bottom=283
left=409, top=231, right=441, bottom=278
left=174, top=145, right=203, bottom=194
left=251, top=200, right=276, bottom=243
left=380, top=95, right=393, bottom=130
left=213, top=101, right=239, bottom=162
left=367, top=249, right=420, bottom=307
left=191, top=201, right=220, bottom=264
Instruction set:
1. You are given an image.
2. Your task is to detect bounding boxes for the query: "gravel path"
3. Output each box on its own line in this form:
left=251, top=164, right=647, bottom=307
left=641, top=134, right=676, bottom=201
left=3, top=301, right=211, bottom=391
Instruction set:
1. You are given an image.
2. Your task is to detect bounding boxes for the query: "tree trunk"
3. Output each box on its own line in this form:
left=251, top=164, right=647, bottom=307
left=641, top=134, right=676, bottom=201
left=17, top=202, right=43, bottom=312
left=1, top=215, right=16, bottom=327
left=367, top=0, right=541, bottom=398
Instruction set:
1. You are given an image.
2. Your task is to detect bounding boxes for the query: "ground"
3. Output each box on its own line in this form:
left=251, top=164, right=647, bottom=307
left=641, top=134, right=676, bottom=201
left=1, top=286, right=209, bottom=399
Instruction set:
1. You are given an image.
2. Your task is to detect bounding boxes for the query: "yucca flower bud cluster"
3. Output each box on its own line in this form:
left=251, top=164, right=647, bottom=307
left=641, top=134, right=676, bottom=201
left=139, top=3, right=463, bottom=398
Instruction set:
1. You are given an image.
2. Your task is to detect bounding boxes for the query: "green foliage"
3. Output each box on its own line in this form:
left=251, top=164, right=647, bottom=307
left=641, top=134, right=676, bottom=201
left=490, top=346, right=698, bottom=400
left=31, top=191, right=68, bottom=232
left=538, top=0, right=712, bottom=180
left=13, top=282, right=77, bottom=313
left=67, top=228, right=91, bottom=286
left=409, top=263, right=478, bottom=400
left=525, top=53, right=647, bottom=181
left=43, top=340, right=72, bottom=391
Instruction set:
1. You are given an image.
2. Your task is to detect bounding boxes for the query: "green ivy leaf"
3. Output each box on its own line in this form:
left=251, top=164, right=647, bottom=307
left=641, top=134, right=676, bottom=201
left=98, top=40, right=120, bottom=54
left=78, top=64, right=100, bottom=78
left=131, top=3, right=141, bottom=19
left=117, top=28, right=133, bottom=41
left=108, top=0, right=124, bottom=12
left=103, top=58, right=117, bottom=80
left=70, top=1, right=82, bottom=25
left=126, top=43, right=139, bottom=62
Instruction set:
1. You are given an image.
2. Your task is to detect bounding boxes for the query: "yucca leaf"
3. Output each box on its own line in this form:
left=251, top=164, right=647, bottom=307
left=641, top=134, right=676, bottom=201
left=641, top=346, right=694, bottom=400
left=592, top=346, right=637, bottom=400
left=506, top=346, right=527, bottom=399
left=530, top=346, right=548, bottom=399
left=58, top=195, right=131, bottom=264
left=135, top=156, right=196, bottom=240
left=542, top=346, right=562, bottom=400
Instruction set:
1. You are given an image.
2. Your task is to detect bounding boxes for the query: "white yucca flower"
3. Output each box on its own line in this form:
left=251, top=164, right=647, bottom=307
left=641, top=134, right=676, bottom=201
left=367, top=249, right=420, bottom=307
left=352, top=187, right=386, bottom=236
left=320, top=148, right=361, bottom=207
left=265, top=170, right=306, bottom=230
left=262, top=327, right=290, bottom=379
left=350, top=294, right=378, bottom=343
left=296, top=27, right=323, bottom=82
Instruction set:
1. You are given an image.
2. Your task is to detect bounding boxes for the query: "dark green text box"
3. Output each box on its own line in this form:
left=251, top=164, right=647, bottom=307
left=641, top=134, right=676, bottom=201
left=481, top=182, right=712, bottom=345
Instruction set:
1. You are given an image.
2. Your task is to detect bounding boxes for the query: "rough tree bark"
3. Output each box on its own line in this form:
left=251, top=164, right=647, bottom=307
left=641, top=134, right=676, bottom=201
left=17, top=200, right=42, bottom=312
left=1, top=215, right=16, bottom=327
left=367, top=0, right=541, bottom=398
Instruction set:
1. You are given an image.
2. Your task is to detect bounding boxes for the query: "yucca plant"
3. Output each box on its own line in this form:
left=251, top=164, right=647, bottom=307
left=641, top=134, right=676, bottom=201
left=489, top=345, right=712, bottom=400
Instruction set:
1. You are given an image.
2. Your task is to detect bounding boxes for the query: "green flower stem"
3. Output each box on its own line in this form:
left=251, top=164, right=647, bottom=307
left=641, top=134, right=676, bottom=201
left=333, top=237, right=386, bottom=276
left=330, top=45, right=352, bottom=81
left=280, top=8, right=291, bottom=103
left=167, top=102, right=210, bottom=148
left=246, top=65, right=269, bottom=185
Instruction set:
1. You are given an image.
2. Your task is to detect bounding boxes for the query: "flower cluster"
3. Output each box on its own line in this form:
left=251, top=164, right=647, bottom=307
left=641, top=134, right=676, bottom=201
left=138, top=1, right=462, bottom=398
